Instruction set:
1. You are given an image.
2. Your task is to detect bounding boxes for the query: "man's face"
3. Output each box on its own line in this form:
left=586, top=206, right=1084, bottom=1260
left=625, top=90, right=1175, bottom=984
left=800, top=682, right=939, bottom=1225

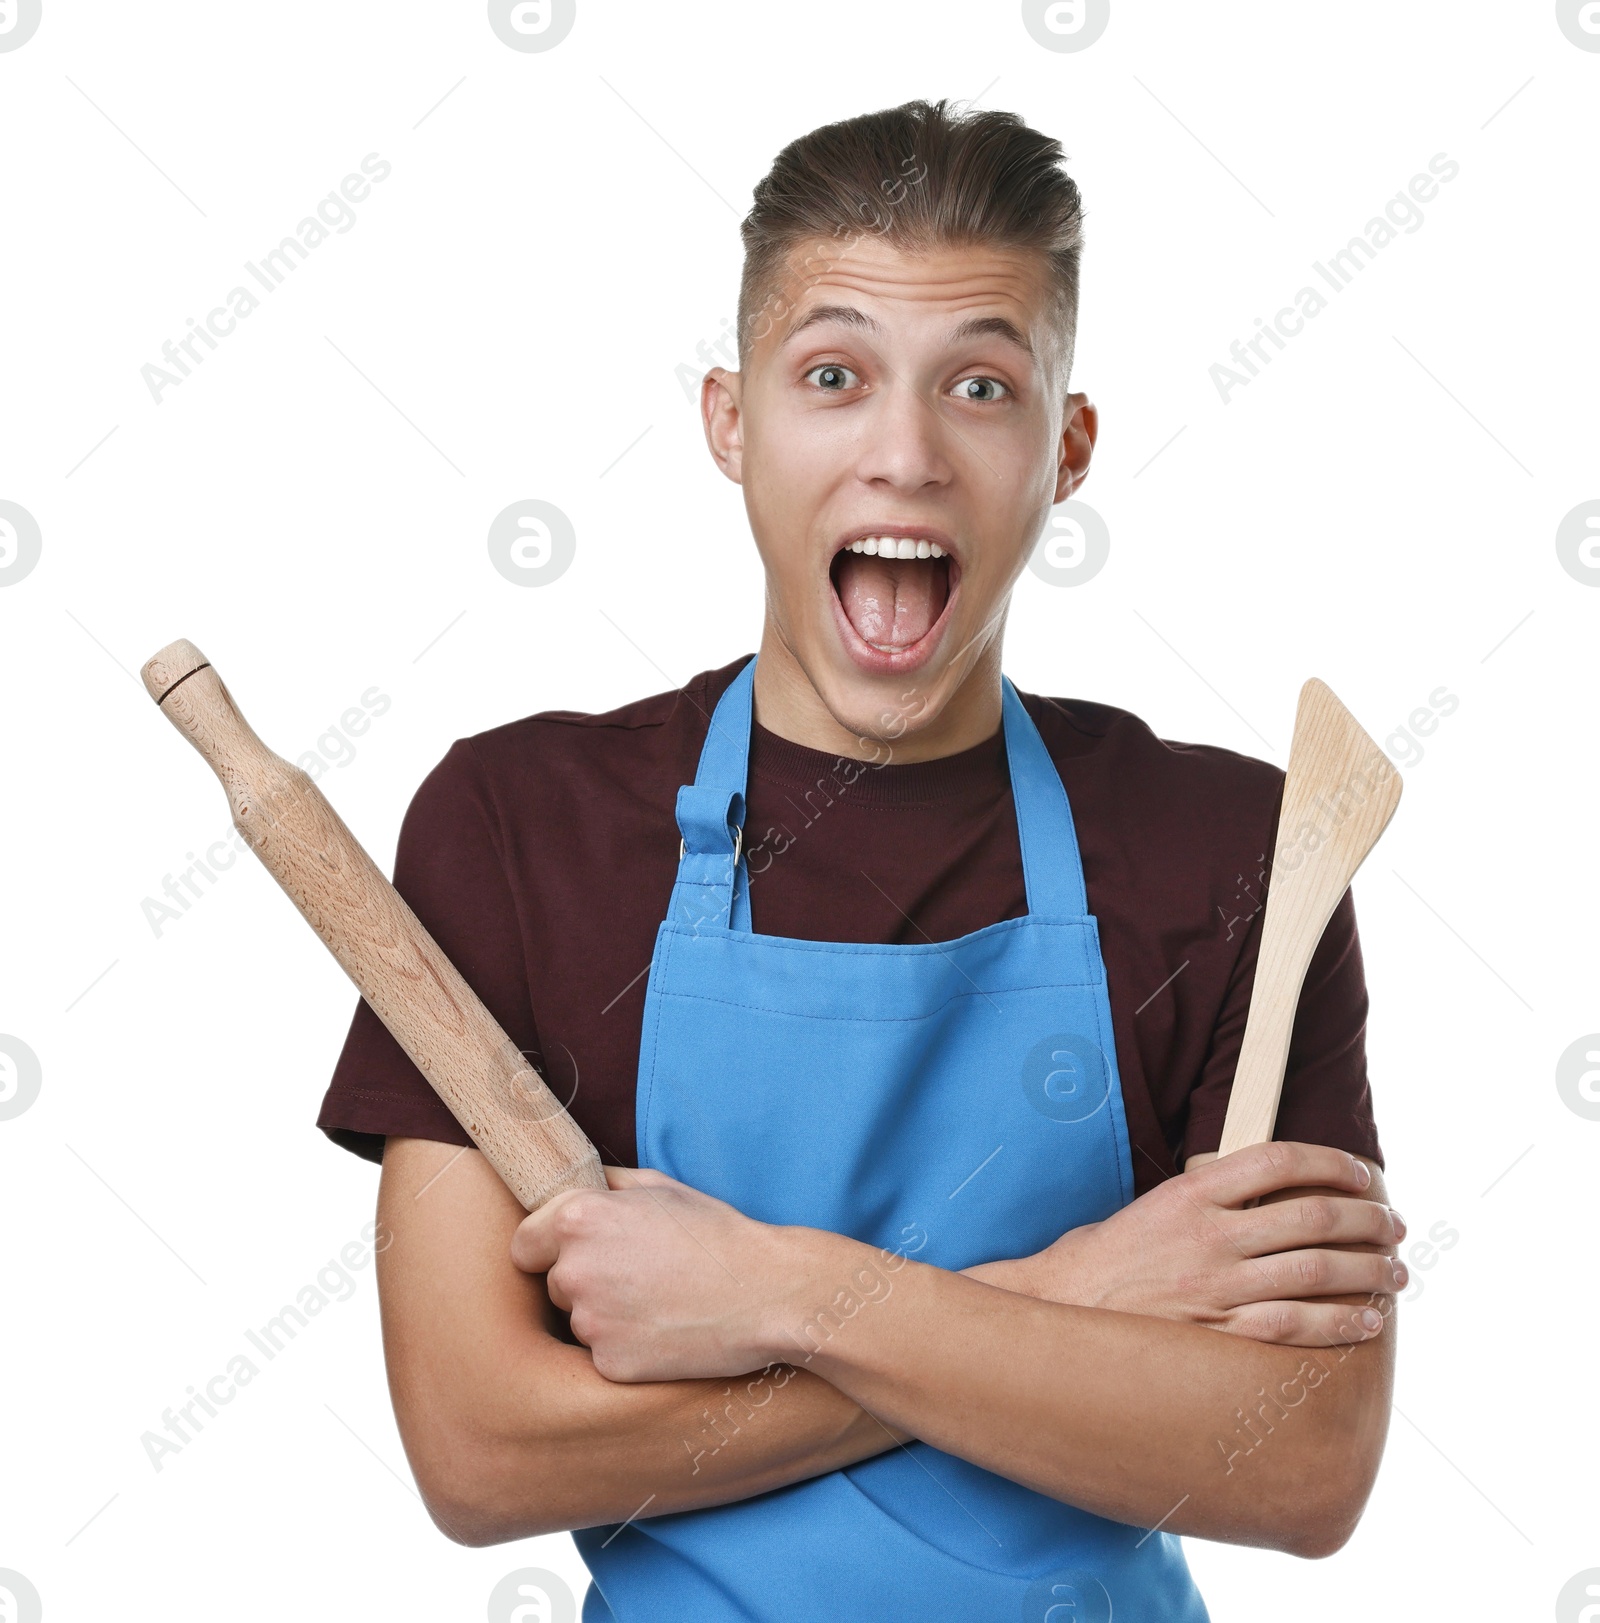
left=703, top=234, right=1096, bottom=753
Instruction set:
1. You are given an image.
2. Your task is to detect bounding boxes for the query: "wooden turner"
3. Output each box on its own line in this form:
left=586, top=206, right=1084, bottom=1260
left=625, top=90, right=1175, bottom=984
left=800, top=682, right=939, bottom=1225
left=1217, top=679, right=1402, bottom=1155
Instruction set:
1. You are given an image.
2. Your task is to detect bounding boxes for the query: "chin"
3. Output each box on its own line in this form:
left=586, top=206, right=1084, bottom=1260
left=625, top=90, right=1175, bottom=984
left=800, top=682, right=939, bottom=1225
left=769, top=520, right=1003, bottom=750
left=809, top=661, right=963, bottom=751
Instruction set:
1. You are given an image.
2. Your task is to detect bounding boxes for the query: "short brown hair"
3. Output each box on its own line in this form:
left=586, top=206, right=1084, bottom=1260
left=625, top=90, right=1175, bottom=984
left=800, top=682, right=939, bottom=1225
left=737, top=97, right=1086, bottom=381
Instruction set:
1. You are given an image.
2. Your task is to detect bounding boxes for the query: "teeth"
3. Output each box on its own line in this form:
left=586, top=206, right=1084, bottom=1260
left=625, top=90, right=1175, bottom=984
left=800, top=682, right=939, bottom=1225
left=844, top=537, right=949, bottom=559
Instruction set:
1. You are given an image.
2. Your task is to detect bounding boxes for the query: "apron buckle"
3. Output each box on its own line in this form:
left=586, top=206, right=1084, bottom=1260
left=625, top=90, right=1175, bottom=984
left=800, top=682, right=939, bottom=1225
left=678, top=826, right=743, bottom=865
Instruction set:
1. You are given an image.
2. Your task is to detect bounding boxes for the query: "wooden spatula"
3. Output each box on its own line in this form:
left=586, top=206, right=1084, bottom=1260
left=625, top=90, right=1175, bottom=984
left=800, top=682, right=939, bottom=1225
left=1217, top=680, right=1403, bottom=1155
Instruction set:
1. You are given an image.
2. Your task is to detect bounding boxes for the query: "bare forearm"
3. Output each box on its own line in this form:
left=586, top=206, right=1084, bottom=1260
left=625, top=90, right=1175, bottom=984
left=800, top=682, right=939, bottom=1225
left=781, top=1230, right=1393, bottom=1556
left=458, top=1342, right=904, bottom=1539
left=376, top=1138, right=905, bottom=1544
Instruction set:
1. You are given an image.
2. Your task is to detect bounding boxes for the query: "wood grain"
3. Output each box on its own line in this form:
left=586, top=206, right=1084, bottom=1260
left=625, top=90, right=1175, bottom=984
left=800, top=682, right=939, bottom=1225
left=141, top=638, right=606, bottom=1210
left=1217, top=679, right=1403, bottom=1155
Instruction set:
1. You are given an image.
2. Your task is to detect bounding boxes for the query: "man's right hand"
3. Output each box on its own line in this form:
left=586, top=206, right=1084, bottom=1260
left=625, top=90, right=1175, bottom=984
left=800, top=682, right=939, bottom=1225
left=962, top=1143, right=1403, bottom=1348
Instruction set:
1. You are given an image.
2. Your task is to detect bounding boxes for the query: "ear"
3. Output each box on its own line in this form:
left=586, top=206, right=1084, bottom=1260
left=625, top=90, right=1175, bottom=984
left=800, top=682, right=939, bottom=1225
left=702, top=366, right=745, bottom=485
left=1053, top=391, right=1098, bottom=504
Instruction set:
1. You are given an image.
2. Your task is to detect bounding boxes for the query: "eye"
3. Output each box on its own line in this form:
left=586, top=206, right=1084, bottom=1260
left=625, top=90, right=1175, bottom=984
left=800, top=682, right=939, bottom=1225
left=805, top=363, right=860, bottom=392
left=953, top=376, right=1009, bottom=403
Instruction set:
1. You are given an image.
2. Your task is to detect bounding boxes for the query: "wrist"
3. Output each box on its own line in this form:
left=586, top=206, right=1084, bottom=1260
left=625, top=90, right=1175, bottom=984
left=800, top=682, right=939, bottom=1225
left=753, top=1226, right=898, bottom=1370
left=975, top=1223, right=1104, bottom=1308
left=1047, top=1222, right=1105, bottom=1308
left=961, top=1254, right=1041, bottom=1296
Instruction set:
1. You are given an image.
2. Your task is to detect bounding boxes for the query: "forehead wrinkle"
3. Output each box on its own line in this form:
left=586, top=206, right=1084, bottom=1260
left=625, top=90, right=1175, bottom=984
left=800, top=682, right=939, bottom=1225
left=777, top=242, right=1046, bottom=310
left=801, top=262, right=1042, bottom=304
left=774, top=246, right=1052, bottom=358
left=781, top=289, right=1043, bottom=357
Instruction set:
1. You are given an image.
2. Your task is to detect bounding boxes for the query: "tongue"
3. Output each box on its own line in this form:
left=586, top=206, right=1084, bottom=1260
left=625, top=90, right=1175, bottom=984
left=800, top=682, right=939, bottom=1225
left=834, top=553, right=947, bottom=649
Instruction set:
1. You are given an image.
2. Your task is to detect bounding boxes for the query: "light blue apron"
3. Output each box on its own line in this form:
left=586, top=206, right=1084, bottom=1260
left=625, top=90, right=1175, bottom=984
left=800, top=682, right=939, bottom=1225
left=575, top=656, right=1208, bottom=1622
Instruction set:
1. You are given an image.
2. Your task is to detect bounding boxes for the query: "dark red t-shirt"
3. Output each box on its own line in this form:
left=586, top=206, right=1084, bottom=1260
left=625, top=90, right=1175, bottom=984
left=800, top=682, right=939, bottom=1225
left=317, top=657, right=1383, bottom=1195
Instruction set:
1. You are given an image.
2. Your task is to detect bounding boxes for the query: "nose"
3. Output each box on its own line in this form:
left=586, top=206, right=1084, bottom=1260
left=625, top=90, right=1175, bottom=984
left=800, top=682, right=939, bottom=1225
left=851, top=375, right=955, bottom=494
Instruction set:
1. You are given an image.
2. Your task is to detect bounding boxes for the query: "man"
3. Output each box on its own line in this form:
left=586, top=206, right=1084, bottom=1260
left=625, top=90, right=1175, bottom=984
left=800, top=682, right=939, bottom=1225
left=319, top=98, right=1400, bottom=1620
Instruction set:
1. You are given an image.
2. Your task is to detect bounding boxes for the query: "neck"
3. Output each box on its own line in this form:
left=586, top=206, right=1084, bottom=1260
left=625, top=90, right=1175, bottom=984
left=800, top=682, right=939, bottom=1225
left=750, top=623, right=1005, bottom=765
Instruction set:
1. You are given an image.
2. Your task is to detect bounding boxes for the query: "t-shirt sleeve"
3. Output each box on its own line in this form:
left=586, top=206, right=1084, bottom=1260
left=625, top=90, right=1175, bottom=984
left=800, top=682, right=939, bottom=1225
left=315, top=738, right=541, bottom=1166
left=1181, top=883, right=1384, bottom=1169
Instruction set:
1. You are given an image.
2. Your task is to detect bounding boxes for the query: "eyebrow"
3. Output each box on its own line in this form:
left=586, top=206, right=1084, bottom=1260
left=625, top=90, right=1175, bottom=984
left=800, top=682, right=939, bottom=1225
left=782, top=303, right=1036, bottom=360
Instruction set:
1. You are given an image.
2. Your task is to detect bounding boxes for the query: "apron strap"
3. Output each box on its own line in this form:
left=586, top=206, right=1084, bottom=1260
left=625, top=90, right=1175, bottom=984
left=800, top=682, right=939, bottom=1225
left=668, top=658, right=756, bottom=931
left=671, top=784, right=746, bottom=931
left=1001, top=677, right=1090, bottom=918
left=669, top=659, right=1090, bottom=929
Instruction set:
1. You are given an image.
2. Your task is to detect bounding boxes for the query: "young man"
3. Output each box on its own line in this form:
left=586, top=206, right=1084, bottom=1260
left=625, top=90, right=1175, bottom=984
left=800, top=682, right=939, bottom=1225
left=319, top=99, right=1399, bottom=1620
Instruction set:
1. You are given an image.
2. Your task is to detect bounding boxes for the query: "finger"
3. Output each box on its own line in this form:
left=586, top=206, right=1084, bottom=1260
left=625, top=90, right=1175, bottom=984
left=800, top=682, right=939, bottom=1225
left=1233, top=1193, right=1402, bottom=1258
left=1224, top=1247, right=1407, bottom=1303
left=1222, top=1295, right=1391, bottom=1349
left=545, top=1266, right=575, bottom=1313
left=1192, top=1142, right=1372, bottom=1207
left=509, top=1187, right=592, bottom=1274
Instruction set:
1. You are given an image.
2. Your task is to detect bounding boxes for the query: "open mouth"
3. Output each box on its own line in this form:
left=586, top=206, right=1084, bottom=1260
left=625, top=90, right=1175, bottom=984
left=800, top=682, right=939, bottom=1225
left=828, top=532, right=960, bottom=672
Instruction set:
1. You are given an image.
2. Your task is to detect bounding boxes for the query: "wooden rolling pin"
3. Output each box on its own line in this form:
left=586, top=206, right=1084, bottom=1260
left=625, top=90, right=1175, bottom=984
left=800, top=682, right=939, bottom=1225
left=1218, top=679, right=1403, bottom=1155
left=141, top=639, right=606, bottom=1210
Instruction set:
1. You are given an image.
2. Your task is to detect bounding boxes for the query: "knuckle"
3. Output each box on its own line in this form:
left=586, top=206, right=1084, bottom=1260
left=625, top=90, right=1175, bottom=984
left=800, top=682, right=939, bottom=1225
left=1292, top=1251, right=1327, bottom=1290
left=1299, top=1196, right=1337, bottom=1237
left=555, top=1244, right=596, bottom=1286
left=590, top=1342, right=637, bottom=1382
left=1255, top=1301, right=1296, bottom=1341
left=554, top=1192, right=601, bottom=1238
left=1260, top=1143, right=1294, bottom=1178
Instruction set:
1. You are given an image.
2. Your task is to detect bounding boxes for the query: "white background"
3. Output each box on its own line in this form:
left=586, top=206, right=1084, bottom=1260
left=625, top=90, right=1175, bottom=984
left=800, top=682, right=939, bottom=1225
left=1, top=2, right=1596, bottom=1618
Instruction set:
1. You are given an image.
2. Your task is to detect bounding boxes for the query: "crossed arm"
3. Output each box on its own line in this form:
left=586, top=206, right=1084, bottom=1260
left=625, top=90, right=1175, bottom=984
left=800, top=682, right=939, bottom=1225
left=375, top=1136, right=1398, bottom=1557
